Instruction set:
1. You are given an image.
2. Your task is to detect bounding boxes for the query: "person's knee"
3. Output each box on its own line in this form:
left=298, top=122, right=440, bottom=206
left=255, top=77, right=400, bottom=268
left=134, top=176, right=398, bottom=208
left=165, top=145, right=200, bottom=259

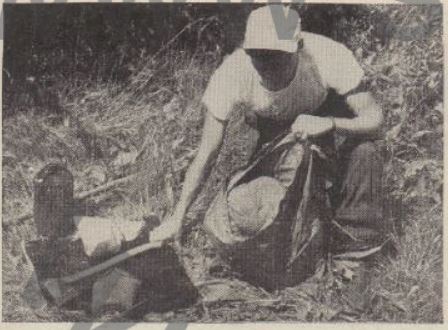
left=350, top=141, right=382, bottom=163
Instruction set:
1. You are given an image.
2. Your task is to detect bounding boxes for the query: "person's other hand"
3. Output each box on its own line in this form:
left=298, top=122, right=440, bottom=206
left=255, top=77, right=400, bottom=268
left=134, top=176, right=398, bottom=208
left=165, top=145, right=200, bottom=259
left=291, top=114, right=334, bottom=140
left=149, top=212, right=183, bottom=242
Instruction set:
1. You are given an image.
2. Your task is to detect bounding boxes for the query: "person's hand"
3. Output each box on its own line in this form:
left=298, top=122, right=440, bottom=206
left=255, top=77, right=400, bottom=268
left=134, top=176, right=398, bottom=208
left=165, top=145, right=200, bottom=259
left=149, top=211, right=183, bottom=242
left=291, top=114, right=335, bottom=140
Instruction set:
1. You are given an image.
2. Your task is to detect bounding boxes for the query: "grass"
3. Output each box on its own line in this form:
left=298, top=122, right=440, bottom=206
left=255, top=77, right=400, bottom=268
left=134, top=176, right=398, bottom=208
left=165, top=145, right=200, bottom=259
left=2, top=5, right=443, bottom=323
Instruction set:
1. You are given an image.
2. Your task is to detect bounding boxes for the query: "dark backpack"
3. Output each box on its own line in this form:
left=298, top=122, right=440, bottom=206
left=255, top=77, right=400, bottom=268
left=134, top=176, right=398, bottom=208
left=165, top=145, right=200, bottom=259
left=204, top=133, right=333, bottom=290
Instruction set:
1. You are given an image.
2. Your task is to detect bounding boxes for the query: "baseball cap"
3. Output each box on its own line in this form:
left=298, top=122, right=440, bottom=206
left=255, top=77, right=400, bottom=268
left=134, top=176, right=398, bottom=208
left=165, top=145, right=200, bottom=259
left=243, top=5, right=302, bottom=53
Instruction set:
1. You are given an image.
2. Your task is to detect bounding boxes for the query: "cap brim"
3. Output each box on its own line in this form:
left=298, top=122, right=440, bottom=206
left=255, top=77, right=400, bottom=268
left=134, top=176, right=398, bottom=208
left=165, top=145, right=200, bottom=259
left=243, top=40, right=297, bottom=53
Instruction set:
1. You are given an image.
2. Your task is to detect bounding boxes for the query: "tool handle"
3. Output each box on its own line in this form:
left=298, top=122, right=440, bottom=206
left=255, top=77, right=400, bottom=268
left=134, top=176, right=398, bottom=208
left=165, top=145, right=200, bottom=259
left=61, top=240, right=164, bottom=284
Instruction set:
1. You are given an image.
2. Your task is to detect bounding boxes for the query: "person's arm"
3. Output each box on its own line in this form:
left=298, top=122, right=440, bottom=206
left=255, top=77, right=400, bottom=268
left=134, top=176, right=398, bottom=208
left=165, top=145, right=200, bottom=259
left=291, top=91, right=383, bottom=139
left=149, top=111, right=226, bottom=241
left=293, top=36, right=383, bottom=139
left=333, top=91, right=383, bottom=136
left=150, top=50, right=244, bottom=241
left=173, top=111, right=226, bottom=219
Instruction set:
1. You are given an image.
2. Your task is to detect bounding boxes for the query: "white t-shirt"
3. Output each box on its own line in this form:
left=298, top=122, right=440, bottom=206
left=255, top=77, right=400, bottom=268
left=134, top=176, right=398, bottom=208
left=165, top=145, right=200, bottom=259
left=202, top=32, right=364, bottom=122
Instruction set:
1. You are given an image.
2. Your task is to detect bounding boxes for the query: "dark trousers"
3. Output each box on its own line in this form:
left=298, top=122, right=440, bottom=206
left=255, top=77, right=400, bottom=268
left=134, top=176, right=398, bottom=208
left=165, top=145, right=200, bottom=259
left=330, top=138, right=385, bottom=254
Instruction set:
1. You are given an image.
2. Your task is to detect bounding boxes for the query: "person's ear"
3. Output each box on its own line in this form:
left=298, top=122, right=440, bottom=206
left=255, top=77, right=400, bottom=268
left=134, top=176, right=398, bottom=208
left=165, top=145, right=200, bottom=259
left=297, top=38, right=304, bottom=50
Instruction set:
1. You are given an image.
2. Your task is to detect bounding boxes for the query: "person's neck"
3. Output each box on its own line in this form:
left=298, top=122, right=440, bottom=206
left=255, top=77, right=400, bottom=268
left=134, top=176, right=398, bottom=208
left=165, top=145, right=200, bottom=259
left=260, top=53, right=298, bottom=92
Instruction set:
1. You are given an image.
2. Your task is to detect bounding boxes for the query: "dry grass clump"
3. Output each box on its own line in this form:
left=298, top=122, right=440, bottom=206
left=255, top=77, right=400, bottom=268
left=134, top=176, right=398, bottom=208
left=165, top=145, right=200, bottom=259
left=367, top=205, right=443, bottom=322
